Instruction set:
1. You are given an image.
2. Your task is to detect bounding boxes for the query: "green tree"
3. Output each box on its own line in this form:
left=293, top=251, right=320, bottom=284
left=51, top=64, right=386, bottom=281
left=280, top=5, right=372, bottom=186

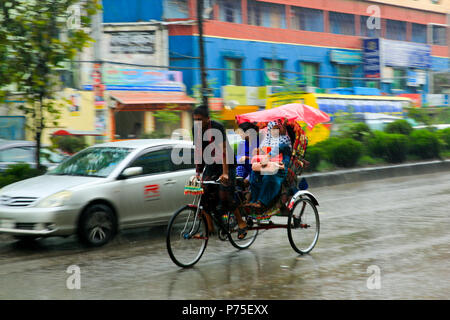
left=0, top=0, right=99, bottom=168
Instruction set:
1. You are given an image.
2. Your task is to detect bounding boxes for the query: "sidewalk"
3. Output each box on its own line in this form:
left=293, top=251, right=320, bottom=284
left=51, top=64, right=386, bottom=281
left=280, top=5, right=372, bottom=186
left=302, top=159, right=450, bottom=188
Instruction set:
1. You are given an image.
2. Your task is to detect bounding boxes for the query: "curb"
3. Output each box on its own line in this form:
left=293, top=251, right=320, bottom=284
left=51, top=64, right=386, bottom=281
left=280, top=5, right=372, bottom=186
left=301, top=159, right=450, bottom=188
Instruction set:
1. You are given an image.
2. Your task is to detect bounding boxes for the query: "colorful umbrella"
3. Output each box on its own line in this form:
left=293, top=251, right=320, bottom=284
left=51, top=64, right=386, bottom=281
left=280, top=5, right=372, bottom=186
left=235, top=103, right=331, bottom=129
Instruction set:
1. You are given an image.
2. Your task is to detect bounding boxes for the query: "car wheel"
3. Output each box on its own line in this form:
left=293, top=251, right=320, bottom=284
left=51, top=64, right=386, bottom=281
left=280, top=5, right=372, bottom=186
left=78, top=203, right=117, bottom=247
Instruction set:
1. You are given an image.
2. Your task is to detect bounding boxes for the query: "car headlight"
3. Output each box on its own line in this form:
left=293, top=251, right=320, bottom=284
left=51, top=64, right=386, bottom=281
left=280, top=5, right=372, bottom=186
left=37, top=191, right=72, bottom=208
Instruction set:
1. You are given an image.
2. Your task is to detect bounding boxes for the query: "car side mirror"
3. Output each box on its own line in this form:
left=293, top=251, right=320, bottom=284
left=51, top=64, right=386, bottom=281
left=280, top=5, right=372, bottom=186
left=120, top=167, right=143, bottom=179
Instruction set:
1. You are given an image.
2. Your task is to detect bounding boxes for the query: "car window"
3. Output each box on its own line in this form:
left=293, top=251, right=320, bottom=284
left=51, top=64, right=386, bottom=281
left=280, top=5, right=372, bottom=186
left=0, top=147, right=34, bottom=162
left=49, top=147, right=131, bottom=177
left=171, top=147, right=195, bottom=171
left=129, top=149, right=172, bottom=176
left=40, top=148, right=64, bottom=164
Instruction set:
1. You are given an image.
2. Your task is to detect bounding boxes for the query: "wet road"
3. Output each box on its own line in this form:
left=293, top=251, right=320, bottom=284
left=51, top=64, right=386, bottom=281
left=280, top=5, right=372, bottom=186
left=0, top=172, right=449, bottom=300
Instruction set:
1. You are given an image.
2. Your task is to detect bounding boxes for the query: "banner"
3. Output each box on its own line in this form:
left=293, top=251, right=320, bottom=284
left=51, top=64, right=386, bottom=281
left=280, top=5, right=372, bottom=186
left=83, top=66, right=184, bottom=92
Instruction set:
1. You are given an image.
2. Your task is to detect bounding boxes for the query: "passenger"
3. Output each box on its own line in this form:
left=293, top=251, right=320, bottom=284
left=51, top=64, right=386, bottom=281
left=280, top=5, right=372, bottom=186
left=236, top=122, right=260, bottom=181
left=248, top=120, right=292, bottom=210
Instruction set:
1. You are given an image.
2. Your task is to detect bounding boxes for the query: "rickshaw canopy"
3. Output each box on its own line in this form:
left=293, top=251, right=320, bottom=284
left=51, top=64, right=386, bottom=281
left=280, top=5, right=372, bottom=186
left=235, top=103, right=330, bottom=129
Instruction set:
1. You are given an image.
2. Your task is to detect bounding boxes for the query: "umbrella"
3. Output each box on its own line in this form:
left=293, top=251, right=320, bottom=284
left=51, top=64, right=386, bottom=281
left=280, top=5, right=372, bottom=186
left=235, top=103, right=331, bottom=129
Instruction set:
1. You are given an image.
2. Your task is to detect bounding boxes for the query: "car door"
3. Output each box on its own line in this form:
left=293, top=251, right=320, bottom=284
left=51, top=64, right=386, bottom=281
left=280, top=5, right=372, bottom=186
left=118, top=147, right=184, bottom=227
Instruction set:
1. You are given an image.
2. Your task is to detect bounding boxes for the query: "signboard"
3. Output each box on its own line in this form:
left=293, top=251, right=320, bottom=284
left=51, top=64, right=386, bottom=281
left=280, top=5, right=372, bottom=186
left=382, top=39, right=431, bottom=69
left=92, top=63, right=105, bottom=110
left=69, top=92, right=81, bottom=116
left=364, top=38, right=431, bottom=81
left=407, top=70, right=427, bottom=87
left=222, top=86, right=267, bottom=106
left=108, top=31, right=155, bottom=54
left=422, top=94, right=449, bottom=107
left=83, top=67, right=184, bottom=92
left=363, top=38, right=381, bottom=78
left=330, top=50, right=362, bottom=65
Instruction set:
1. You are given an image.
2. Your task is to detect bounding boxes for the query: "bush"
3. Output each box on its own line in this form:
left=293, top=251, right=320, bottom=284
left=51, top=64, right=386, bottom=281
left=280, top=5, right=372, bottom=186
left=409, top=129, right=440, bottom=159
left=437, top=128, right=450, bottom=151
left=341, top=123, right=373, bottom=142
left=367, top=131, right=409, bottom=163
left=51, top=136, right=87, bottom=154
left=318, top=138, right=362, bottom=168
left=0, top=163, right=45, bottom=188
left=384, top=120, right=413, bottom=135
left=304, top=145, right=323, bottom=172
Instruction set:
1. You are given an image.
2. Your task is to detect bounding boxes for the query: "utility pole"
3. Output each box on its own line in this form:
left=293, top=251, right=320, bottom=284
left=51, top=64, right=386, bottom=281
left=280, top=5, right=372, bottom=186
left=92, top=0, right=105, bottom=142
left=197, top=0, right=209, bottom=109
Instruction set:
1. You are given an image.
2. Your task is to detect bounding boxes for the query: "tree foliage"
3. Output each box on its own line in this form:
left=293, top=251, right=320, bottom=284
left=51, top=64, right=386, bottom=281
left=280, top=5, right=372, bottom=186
left=0, top=0, right=99, bottom=167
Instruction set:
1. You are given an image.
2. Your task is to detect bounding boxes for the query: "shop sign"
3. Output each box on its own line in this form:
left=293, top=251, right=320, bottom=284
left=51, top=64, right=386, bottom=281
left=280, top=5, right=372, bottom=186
left=382, top=39, right=431, bottom=69
left=363, top=38, right=381, bottom=78
left=108, top=31, right=155, bottom=55
left=84, top=67, right=184, bottom=92
left=222, top=86, right=267, bottom=107
left=331, top=50, right=362, bottom=65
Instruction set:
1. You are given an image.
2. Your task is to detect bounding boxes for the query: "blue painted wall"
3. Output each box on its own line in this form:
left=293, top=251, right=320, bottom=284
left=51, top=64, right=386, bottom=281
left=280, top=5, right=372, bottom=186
left=170, top=35, right=448, bottom=96
left=103, top=0, right=163, bottom=23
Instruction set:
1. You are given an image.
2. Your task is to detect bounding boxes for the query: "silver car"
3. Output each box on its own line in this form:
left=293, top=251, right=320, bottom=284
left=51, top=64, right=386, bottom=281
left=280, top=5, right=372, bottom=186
left=0, top=139, right=195, bottom=246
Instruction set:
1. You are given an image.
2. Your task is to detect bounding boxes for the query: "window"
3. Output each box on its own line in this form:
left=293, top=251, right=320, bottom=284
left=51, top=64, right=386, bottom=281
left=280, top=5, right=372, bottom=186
left=301, top=62, right=319, bottom=87
left=360, top=16, right=381, bottom=37
left=386, top=20, right=406, bottom=41
left=266, top=3, right=285, bottom=29
left=247, top=0, right=262, bottom=26
left=392, top=68, right=406, bottom=90
left=164, top=0, right=189, bottom=19
left=129, top=149, right=172, bottom=176
left=329, top=12, right=355, bottom=35
left=412, top=23, right=427, bottom=43
left=337, top=65, right=354, bottom=88
left=225, top=58, right=242, bottom=85
left=219, top=0, right=241, bottom=23
left=432, top=25, right=447, bottom=45
left=171, top=147, right=195, bottom=171
left=263, top=59, right=284, bottom=85
left=50, top=147, right=131, bottom=178
left=292, top=7, right=324, bottom=32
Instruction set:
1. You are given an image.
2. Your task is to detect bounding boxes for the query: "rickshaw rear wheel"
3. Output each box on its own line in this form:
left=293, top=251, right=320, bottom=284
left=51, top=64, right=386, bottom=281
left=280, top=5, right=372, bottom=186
left=287, top=198, right=320, bottom=254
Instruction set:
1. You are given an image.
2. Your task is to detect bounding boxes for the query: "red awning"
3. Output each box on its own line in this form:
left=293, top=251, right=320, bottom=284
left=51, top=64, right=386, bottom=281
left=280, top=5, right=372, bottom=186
left=110, top=91, right=197, bottom=105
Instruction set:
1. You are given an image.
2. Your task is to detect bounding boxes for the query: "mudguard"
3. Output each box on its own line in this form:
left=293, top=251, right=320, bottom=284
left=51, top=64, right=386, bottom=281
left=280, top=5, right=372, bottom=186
left=288, top=190, right=319, bottom=210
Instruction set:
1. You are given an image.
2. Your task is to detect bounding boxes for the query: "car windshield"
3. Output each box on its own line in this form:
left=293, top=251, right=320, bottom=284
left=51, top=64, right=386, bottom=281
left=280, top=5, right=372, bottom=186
left=48, top=147, right=131, bottom=177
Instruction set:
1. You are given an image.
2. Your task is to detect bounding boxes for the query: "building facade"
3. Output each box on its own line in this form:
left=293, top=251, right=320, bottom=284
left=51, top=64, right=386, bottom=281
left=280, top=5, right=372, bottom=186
left=165, top=0, right=449, bottom=98
left=101, top=0, right=449, bottom=103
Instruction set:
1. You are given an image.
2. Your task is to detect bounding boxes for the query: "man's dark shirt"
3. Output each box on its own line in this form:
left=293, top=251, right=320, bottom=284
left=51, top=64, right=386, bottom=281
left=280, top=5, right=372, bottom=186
left=192, top=120, right=235, bottom=176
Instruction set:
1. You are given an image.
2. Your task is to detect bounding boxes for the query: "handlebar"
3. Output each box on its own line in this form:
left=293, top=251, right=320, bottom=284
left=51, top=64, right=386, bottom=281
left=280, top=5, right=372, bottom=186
left=201, top=179, right=221, bottom=185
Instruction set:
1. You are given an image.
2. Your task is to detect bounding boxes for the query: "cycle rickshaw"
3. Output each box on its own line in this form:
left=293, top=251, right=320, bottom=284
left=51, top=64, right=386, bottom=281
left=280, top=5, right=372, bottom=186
left=166, top=103, right=330, bottom=268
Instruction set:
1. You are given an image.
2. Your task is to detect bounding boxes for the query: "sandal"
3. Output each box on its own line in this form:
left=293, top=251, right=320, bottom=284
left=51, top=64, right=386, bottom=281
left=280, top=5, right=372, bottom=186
left=237, top=226, right=248, bottom=240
